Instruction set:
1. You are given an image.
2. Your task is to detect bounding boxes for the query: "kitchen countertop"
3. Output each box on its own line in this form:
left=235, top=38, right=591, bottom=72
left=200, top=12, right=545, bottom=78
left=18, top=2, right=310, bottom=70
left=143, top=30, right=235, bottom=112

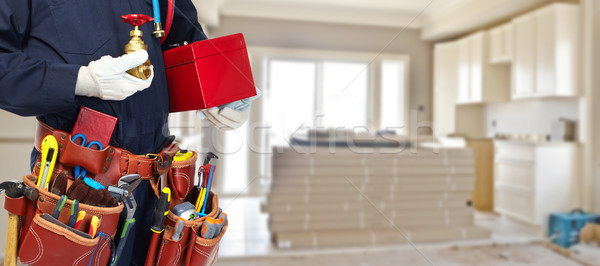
left=493, top=139, right=580, bottom=146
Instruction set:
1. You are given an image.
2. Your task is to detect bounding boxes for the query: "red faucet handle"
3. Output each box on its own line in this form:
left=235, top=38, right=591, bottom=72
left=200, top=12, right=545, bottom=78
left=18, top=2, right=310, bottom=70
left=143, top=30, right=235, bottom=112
left=121, top=14, right=155, bottom=27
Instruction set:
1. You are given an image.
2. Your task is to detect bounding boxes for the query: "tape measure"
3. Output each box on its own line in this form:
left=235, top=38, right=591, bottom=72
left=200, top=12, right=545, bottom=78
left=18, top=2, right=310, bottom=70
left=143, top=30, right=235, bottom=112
left=173, top=150, right=193, bottom=162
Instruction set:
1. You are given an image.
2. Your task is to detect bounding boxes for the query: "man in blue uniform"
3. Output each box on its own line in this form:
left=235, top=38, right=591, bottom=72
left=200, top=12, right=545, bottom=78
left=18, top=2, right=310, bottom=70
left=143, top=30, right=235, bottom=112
left=0, top=0, right=251, bottom=264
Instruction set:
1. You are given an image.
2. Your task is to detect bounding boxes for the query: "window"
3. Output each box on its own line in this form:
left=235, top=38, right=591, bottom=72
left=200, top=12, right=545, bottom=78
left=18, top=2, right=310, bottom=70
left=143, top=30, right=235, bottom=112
left=267, top=60, right=316, bottom=146
left=247, top=47, right=409, bottom=194
left=380, top=60, right=408, bottom=133
left=321, top=61, right=369, bottom=128
left=219, top=123, right=249, bottom=194
left=266, top=57, right=370, bottom=145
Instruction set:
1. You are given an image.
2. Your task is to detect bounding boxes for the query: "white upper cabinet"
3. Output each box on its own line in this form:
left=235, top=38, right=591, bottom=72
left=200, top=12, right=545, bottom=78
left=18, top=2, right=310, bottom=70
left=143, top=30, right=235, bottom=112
left=457, top=38, right=471, bottom=103
left=433, top=42, right=459, bottom=136
left=512, top=3, right=579, bottom=99
left=456, top=31, right=510, bottom=105
left=512, top=14, right=536, bottom=99
left=489, top=23, right=514, bottom=64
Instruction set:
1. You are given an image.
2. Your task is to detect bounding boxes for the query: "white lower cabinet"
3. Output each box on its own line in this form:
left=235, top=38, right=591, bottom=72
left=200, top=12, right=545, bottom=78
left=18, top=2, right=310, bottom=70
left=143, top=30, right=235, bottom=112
left=494, top=141, right=579, bottom=233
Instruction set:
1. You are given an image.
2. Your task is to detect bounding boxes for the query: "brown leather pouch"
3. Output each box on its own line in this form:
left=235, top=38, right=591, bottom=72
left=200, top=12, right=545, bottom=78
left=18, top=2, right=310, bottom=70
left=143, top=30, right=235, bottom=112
left=13, top=175, right=124, bottom=265
left=32, top=146, right=121, bottom=188
left=168, top=151, right=198, bottom=207
left=24, top=175, right=123, bottom=235
left=185, top=222, right=228, bottom=266
left=59, top=136, right=114, bottom=177
left=155, top=193, right=221, bottom=266
left=19, top=214, right=112, bottom=266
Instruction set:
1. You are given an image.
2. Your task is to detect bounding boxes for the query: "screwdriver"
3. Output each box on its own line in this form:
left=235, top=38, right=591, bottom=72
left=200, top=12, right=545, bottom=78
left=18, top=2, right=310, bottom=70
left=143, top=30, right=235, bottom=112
left=74, top=210, right=86, bottom=230
left=200, top=217, right=218, bottom=239
left=215, top=212, right=227, bottom=234
left=89, top=216, right=99, bottom=238
left=172, top=218, right=185, bottom=241
left=145, top=188, right=171, bottom=266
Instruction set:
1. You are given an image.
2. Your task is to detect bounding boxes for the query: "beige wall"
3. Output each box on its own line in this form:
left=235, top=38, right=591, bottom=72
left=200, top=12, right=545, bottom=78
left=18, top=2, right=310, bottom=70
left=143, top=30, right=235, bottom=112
left=208, top=16, right=434, bottom=124
left=0, top=110, right=35, bottom=259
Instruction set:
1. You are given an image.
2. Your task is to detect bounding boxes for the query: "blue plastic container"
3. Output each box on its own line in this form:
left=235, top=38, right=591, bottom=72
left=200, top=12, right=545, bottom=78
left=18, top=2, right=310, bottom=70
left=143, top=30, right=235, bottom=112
left=548, top=209, right=600, bottom=248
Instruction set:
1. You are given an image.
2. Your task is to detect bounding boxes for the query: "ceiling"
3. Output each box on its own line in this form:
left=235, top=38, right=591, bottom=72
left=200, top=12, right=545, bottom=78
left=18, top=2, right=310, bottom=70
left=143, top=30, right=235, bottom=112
left=202, top=0, right=561, bottom=41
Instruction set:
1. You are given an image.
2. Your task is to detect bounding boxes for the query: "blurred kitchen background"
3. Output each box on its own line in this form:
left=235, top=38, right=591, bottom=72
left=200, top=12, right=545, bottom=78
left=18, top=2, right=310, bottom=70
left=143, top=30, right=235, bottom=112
left=2, top=0, right=600, bottom=265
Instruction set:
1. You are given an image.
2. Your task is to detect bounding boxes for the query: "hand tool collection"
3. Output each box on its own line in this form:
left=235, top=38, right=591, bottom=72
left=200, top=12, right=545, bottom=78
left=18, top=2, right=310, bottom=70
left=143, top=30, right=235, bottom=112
left=3, top=89, right=229, bottom=265
left=173, top=152, right=227, bottom=240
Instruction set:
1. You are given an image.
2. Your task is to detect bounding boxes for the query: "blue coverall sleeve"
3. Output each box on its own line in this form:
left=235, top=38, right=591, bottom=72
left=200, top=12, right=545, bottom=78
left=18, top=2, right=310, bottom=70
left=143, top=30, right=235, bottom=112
left=160, top=0, right=208, bottom=49
left=0, top=0, right=80, bottom=117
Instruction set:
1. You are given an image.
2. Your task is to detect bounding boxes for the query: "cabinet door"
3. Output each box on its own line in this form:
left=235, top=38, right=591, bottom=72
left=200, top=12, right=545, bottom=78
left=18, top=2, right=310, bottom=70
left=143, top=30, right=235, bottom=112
left=457, top=38, right=471, bottom=103
left=535, top=6, right=556, bottom=96
left=503, top=23, right=514, bottom=61
left=489, top=27, right=503, bottom=63
left=469, top=33, right=483, bottom=102
left=512, top=15, right=536, bottom=98
left=433, top=42, right=459, bottom=136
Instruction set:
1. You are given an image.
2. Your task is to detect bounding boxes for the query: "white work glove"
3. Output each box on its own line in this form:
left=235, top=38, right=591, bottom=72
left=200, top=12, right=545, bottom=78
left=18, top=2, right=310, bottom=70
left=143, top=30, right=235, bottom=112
left=75, top=50, right=154, bottom=101
left=198, top=88, right=261, bottom=130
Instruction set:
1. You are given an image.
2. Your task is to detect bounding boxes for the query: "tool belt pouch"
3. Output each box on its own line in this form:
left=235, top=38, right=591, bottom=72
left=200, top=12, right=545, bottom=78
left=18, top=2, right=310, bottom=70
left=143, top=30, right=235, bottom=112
left=154, top=192, right=226, bottom=266
left=168, top=151, right=198, bottom=207
left=19, top=214, right=111, bottom=266
left=12, top=175, right=123, bottom=265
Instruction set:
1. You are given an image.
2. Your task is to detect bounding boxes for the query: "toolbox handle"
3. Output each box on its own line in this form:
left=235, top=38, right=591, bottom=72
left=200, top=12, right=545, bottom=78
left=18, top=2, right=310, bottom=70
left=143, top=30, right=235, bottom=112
left=570, top=208, right=585, bottom=214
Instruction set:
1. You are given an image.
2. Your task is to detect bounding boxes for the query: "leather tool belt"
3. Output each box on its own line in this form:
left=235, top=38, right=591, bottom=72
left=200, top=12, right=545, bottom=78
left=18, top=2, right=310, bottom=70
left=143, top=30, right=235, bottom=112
left=34, top=120, right=178, bottom=186
left=3, top=120, right=227, bottom=266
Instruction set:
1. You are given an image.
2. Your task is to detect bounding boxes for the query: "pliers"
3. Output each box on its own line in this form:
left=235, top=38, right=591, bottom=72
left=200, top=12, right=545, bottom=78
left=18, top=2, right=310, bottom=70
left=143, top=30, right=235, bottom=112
left=113, top=174, right=141, bottom=265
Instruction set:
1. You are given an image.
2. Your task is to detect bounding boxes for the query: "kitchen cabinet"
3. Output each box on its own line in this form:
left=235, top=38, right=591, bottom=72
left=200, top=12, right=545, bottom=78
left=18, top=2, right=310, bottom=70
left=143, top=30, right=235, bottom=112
left=467, top=139, right=494, bottom=211
left=434, top=41, right=488, bottom=138
left=511, top=3, right=579, bottom=99
left=512, top=14, right=536, bottom=98
left=494, top=140, right=579, bottom=234
left=433, top=42, right=459, bottom=136
left=489, top=23, right=514, bottom=64
left=456, top=31, right=509, bottom=105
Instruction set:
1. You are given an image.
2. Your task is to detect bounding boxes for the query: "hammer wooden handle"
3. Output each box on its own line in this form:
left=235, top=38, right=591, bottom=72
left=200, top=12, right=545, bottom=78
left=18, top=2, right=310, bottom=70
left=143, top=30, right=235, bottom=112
left=5, top=213, right=18, bottom=266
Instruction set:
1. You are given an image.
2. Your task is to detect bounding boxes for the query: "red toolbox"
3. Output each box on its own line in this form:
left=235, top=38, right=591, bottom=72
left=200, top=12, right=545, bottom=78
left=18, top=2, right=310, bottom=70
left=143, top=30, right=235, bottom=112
left=163, top=33, right=256, bottom=113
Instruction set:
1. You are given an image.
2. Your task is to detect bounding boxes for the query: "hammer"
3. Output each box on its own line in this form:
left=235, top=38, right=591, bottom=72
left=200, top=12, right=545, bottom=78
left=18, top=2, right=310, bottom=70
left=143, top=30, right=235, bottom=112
left=0, top=181, right=38, bottom=266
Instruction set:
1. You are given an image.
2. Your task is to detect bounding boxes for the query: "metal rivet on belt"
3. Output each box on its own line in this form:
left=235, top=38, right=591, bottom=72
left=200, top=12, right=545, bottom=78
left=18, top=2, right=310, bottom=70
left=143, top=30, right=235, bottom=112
left=59, top=144, right=64, bottom=149
left=61, top=134, right=67, bottom=140
left=36, top=163, right=41, bottom=167
left=103, top=167, right=108, bottom=172
left=106, top=157, right=111, bottom=162
left=63, top=171, right=68, bottom=175
left=109, top=148, right=114, bottom=153
left=39, top=197, right=44, bottom=202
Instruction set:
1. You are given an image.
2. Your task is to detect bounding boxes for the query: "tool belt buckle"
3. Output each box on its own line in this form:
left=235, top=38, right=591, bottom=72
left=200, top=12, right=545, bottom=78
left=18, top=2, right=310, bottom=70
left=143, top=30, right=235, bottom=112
left=146, top=153, right=172, bottom=176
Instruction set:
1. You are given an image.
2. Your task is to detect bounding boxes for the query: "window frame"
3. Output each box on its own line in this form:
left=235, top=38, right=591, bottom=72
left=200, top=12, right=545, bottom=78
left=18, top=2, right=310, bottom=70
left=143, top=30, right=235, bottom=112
left=247, top=46, right=410, bottom=195
left=250, top=46, right=411, bottom=134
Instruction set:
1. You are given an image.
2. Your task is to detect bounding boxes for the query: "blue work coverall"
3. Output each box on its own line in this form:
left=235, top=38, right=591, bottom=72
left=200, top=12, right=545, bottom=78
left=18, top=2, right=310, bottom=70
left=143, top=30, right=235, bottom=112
left=0, top=0, right=207, bottom=264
